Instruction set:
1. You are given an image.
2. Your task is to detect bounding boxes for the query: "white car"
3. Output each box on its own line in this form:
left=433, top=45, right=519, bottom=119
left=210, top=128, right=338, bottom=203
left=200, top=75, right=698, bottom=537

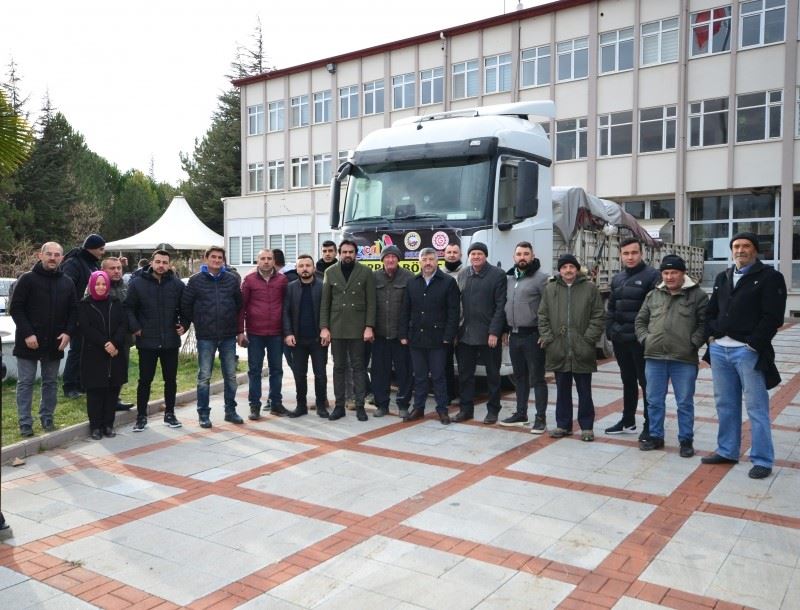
left=0, top=277, right=15, bottom=315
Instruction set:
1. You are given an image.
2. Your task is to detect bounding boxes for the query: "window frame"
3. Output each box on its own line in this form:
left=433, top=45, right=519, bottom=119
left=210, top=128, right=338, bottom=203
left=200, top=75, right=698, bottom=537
left=420, top=67, right=444, bottom=105
left=641, top=17, right=679, bottom=66
left=520, top=44, right=551, bottom=88
left=556, top=37, right=589, bottom=82
left=484, top=53, right=512, bottom=95
left=739, top=0, right=786, bottom=49
left=689, top=97, right=730, bottom=147
left=267, top=160, right=285, bottom=191
left=290, top=156, right=310, bottom=189
left=452, top=59, right=479, bottom=99
left=268, top=100, right=285, bottom=132
left=290, top=94, right=309, bottom=128
left=736, top=89, right=783, bottom=142
left=313, top=90, right=331, bottom=124
left=339, top=85, right=359, bottom=120
left=599, top=27, right=634, bottom=74
left=247, top=162, right=264, bottom=192
left=639, top=105, right=678, bottom=153
left=363, top=79, right=385, bottom=115
left=313, top=153, right=332, bottom=187
left=392, top=73, right=415, bottom=110
left=247, top=104, right=264, bottom=136
left=598, top=111, right=634, bottom=157
left=690, top=6, right=733, bottom=57
left=555, top=117, right=588, bottom=161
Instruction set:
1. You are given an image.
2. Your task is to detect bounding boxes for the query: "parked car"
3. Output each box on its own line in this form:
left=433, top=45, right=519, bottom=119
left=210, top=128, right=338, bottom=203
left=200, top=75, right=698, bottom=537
left=0, top=277, right=15, bottom=314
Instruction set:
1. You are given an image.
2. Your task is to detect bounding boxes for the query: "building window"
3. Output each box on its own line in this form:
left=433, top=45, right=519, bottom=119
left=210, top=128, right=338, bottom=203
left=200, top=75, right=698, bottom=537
left=639, top=106, right=677, bottom=153
left=689, top=97, right=729, bottom=147
left=598, top=111, right=633, bottom=156
left=229, top=237, right=241, bottom=265
left=392, top=73, right=415, bottom=110
left=520, top=45, right=550, bottom=88
left=229, top=234, right=264, bottom=266
left=338, top=150, right=351, bottom=165
left=420, top=67, right=444, bottom=105
left=641, top=17, right=679, bottom=66
left=484, top=53, right=512, bottom=94
left=269, top=233, right=312, bottom=263
left=291, top=156, right=309, bottom=188
left=690, top=7, right=732, bottom=57
left=313, top=90, right=331, bottom=124
left=452, top=60, right=479, bottom=99
left=599, top=28, right=634, bottom=74
left=248, top=162, right=264, bottom=192
left=740, top=0, right=785, bottom=48
left=247, top=104, right=264, bottom=136
left=290, top=95, right=309, bottom=127
left=555, top=118, right=588, bottom=161
left=268, top=160, right=284, bottom=191
left=557, top=37, right=589, bottom=82
left=622, top=198, right=676, bottom=220
left=313, top=153, right=332, bottom=186
left=364, top=79, right=384, bottom=115
left=268, top=101, right=285, bottom=132
left=339, top=85, right=358, bottom=119
left=736, top=90, right=782, bottom=142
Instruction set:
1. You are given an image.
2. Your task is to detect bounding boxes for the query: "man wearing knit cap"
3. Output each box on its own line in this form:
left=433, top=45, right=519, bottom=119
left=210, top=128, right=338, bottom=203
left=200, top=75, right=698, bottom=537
left=702, top=231, right=786, bottom=479
left=635, top=254, right=707, bottom=457
left=60, top=233, right=106, bottom=399
left=371, top=245, right=413, bottom=417
left=455, top=242, right=507, bottom=424
left=538, top=253, right=604, bottom=441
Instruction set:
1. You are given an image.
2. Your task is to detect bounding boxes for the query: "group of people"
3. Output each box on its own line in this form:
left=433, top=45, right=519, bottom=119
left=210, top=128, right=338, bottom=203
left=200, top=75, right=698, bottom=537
left=10, top=230, right=786, bottom=479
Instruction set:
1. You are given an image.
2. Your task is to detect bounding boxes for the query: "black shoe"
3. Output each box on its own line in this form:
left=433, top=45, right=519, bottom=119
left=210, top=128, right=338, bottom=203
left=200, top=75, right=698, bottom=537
left=701, top=453, right=738, bottom=465
left=530, top=415, right=546, bottom=435
left=605, top=420, right=637, bottom=435
left=103, top=427, right=116, bottom=438
left=133, top=417, right=147, bottom=432
left=499, top=412, right=528, bottom=427
left=453, top=411, right=473, bottom=423
left=163, top=413, right=182, bottom=428
left=224, top=412, right=244, bottom=424
left=41, top=418, right=55, bottom=432
left=288, top=407, right=308, bottom=418
left=90, top=429, right=103, bottom=440
left=65, top=390, right=82, bottom=400
left=199, top=417, right=212, bottom=429
left=328, top=406, right=346, bottom=421
left=748, top=465, right=772, bottom=479
left=316, top=405, right=330, bottom=418
left=483, top=413, right=498, bottom=425
left=638, top=423, right=650, bottom=442
left=403, top=408, right=424, bottom=422
left=437, top=411, right=451, bottom=425
left=248, top=406, right=262, bottom=421
left=115, top=401, right=134, bottom=412
left=639, top=437, right=664, bottom=451
left=269, top=404, right=289, bottom=417
left=398, top=408, right=409, bottom=419
left=679, top=439, right=694, bottom=458
left=20, top=426, right=34, bottom=438
left=373, top=407, right=389, bottom=418
left=356, top=407, right=368, bottom=421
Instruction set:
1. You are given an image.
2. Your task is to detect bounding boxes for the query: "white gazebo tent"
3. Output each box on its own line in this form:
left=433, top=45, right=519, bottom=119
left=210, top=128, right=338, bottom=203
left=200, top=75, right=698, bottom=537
left=104, top=195, right=223, bottom=250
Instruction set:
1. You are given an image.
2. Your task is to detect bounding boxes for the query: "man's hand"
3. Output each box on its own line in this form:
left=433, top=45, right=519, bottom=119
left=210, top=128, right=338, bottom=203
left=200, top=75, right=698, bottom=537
left=364, top=327, right=374, bottom=343
left=400, top=338, right=408, bottom=345
left=57, top=334, right=70, bottom=351
left=320, top=328, right=331, bottom=347
left=488, top=334, right=498, bottom=348
left=285, top=334, right=296, bottom=347
left=119, top=256, right=128, bottom=268
left=104, top=341, right=118, bottom=356
left=25, top=335, right=39, bottom=350
left=176, top=325, right=185, bottom=336
left=237, top=333, right=248, bottom=347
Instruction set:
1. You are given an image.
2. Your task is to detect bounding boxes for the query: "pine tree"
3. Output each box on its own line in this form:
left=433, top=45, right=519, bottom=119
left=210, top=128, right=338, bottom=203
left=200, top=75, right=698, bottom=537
left=103, top=170, right=160, bottom=240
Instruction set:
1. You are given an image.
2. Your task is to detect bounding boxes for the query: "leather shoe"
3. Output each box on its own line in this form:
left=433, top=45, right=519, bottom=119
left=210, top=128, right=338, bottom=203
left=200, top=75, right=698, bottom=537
left=748, top=465, right=772, bottom=479
left=701, top=452, right=738, bottom=465
left=288, top=407, right=308, bottom=418
left=373, top=407, right=389, bottom=417
left=103, top=427, right=116, bottom=438
left=356, top=407, right=368, bottom=421
left=403, top=408, right=424, bottom=422
left=65, top=390, right=82, bottom=400
left=437, top=411, right=451, bottom=425
left=452, top=411, right=473, bottom=423
left=90, top=429, right=103, bottom=440
left=199, top=418, right=212, bottom=429
left=483, top=413, right=498, bottom=425
left=316, top=405, right=330, bottom=418
left=115, top=401, right=134, bottom=412
left=224, top=412, right=244, bottom=424
left=328, top=406, right=346, bottom=421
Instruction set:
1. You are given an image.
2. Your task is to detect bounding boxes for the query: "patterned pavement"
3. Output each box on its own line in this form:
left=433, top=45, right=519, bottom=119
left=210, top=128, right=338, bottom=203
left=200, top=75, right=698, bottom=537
left=1, top=325, right=799, bottom=609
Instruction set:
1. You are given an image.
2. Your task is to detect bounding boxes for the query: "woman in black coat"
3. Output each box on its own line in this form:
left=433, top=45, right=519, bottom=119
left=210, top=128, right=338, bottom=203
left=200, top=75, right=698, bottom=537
left=78, top=271, right=128, bottom=439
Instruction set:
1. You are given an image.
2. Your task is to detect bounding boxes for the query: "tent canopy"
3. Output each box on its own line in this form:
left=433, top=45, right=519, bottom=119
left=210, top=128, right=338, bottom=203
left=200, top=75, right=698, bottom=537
left=105, top=196, right=223, bottom=250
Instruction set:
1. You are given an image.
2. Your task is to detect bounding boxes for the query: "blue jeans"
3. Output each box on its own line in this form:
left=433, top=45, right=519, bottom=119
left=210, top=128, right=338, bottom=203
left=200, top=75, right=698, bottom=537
left=196, top=336, right=238, bottom=417
left=644, top=359, right=697, bottom=442
left=709, top=343, right=773, bottom=468
left=247, top=334, right=284, bottom=407
left=16, top=357, right=60, bottom=429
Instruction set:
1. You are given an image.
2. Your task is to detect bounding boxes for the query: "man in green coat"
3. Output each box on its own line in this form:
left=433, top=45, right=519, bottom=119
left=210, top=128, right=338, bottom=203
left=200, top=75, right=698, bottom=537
left=538, top=254, right=605, bottom=441
left=320, top=239, right=376, bottom=421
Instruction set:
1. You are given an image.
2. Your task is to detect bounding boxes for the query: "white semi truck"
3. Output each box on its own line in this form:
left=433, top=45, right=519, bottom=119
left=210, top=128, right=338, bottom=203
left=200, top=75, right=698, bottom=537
left=329, top=100, right=703, bottom=368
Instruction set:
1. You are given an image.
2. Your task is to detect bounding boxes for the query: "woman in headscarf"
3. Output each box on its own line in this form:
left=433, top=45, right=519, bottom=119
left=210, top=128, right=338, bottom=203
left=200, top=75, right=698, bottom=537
left=78, top=270, right=128, bottom=440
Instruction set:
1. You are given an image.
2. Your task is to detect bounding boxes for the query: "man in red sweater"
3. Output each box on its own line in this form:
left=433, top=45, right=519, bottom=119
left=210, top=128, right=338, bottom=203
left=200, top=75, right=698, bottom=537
left=238, top=249, right=288, bottom=420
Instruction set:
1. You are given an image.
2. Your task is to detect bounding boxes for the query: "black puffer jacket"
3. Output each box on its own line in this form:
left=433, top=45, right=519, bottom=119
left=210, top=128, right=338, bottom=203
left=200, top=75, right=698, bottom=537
left=60, top=247, right=101, bottom=296
left=605, top=261, right=660, bottom=343
left=125, top=268, right=185, bottom=350
left=11, top=262, right=78, bottom=361
left=78, top=297, right=128, bottom=389
left=181, top=267, right=242, bottom=340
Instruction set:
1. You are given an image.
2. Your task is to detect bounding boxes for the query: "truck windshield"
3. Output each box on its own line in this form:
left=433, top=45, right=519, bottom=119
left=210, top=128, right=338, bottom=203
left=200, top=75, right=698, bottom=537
left=344, top=158, right=491, bottom=223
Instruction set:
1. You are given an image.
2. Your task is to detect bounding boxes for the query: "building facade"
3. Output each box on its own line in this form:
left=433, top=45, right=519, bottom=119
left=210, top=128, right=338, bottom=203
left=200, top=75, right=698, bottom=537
left=225, top=0, right=800, bottom=310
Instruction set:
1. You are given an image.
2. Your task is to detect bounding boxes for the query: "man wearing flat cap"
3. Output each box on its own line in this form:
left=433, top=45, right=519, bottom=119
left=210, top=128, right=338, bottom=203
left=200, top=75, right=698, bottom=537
left=635, top=254, right=707, bottom=457
left=371, top=245, right=413, bottom=417
left=702, top=231, right=786, bottom=479
left=455, top=242, right=507, bottom=424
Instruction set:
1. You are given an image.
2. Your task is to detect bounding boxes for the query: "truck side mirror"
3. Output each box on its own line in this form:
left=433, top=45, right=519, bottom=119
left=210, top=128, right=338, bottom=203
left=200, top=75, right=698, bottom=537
left=329, top=162, right=352, bottom=229
left=515, top=160, right=539, bottom=219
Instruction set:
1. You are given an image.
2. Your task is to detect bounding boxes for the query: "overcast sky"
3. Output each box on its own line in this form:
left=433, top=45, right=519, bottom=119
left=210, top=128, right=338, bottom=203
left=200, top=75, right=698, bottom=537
left=2, top=0, right=545, bottom=185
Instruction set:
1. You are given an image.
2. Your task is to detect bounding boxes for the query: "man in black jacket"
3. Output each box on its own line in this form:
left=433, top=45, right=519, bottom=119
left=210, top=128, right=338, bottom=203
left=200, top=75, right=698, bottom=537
left=399, top=248, right=460, bottom=424
left=182, top=246, right=243, bottom=428
left=605, top=238, right=659, bottom=439
left=11, top=242, right=77, bottom=436
left=316, top=240, right=337, bottom=275
left=701, top=232, right=787, bottom=479
left=283, top=254, right=329, bottom=418
left=126, top=249, right=186, bottom=432
left=60, top=233, right=105, bottom=398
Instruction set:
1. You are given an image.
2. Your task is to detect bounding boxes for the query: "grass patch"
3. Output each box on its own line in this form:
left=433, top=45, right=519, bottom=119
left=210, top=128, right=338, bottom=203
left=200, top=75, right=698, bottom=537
left=2, top=349, right=246, bottom=447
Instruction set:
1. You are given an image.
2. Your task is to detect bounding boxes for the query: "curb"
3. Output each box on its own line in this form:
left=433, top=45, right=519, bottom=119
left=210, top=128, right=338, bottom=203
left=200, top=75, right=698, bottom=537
left=1, top=371, right=250, bottom=465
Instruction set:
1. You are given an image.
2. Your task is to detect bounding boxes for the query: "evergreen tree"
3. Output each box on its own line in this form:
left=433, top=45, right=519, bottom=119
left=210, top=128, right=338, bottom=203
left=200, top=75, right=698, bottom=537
left=103, top=170, right=160, bottom=240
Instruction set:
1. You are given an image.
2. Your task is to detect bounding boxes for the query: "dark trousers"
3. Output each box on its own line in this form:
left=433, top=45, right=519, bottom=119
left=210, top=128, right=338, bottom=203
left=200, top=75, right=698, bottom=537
left=291, top=337, right=328, bottom=407
left=137, top=347, right=179, bottom=417
left=554, top=371, right=594, bottom=431
left=613, top=340, right=649, bottom=427
left=445, top=343, right=458, bottom=401
left=509, top=331, right=548, bottom=417
left=87, top=386, right=121, bottom=431
left=62, top=335, right=83, bottom=393
left=332, top=338, right=366, bottom=408
left=371, top=337, right=411, bottom=410
left=411, top=347, right=448, bottom=413
left=457, top=342, right=502, bottom=415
